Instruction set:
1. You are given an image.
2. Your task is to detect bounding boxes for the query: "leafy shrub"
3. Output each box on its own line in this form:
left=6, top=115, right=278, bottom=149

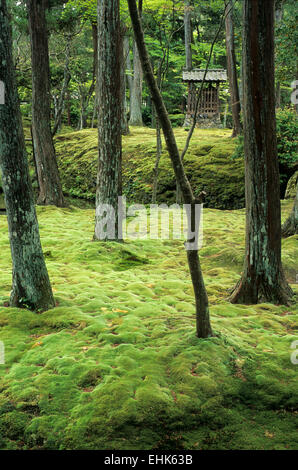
left=169, top=114, right=185, bottom=128
left=231, top=109, right=298, bottom=196
left=276, top=108, right=298, bottom=192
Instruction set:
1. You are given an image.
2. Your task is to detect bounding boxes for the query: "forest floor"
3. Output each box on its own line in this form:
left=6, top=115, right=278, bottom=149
left=0, top=197, right=297, bottom=449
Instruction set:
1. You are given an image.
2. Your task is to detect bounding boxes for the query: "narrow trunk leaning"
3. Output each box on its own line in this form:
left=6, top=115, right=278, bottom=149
left=225, top=0, right=242, bottom=137
left=230, top=0, right=293, bottom=305
left=95, top=0, right=122, bottom=242
left=27, top=0, right=65, bottom=207
left=0, top=0, right=55, bottom=312
left=183, top=0, right=195, bottom=129
left=127, top=0, right=212, bottom=338
left=120, top=26, right=130, bottom=136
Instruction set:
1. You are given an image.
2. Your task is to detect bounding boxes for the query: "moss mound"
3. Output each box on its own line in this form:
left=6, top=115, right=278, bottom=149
left=285, top=171, right=298, bottom=199
left=55, top=128, right=244, bottom=210
left=0, top=200, right=297, bottom=450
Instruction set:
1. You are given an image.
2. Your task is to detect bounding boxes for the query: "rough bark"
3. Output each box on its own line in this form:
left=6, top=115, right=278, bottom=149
left=120, top=26, right=130, bottom=136
left=127, top=0, right=212, bottom=338
left=0, top=0, right=55, bottom=312
left=183, top=0, right=195, bottom=129
left=27, top=0, right=65, bottom=207
left=124, top=35, right=133, bottom=100
left=225, top=0, right=242, bottom=137
left=282, top=186, right=298, bottom=237
left=184, top=0, right=192, bottom=71
left=52, top=35, right=71, bottom=137
left=129, top=40, right=144, bottom=126
left=230, top=0, right=293, bottom=305
left=94, top=0, right=122, bottom=241
left=275, top=0, right=284, bottom=109
left=152, top=108, right=162, bottom=204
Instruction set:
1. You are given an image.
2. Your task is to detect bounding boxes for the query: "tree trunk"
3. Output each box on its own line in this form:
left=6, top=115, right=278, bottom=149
left=225, top=0, right=242, bottom=138
left=27, top=0, right=65, bottom=207
left=94, top=0, right=122, bottom=241
left=0, top=0, right=55, bottom=312
left=183, top=0, right=195, bottom=129
left=52, top=35, right=71, bottom=137
left=124, top=35, right=133, bottom=103
left=230, top=0, right=293, bottom=305
left=127, top=0, right=212, bottom=338
left=275, top=0, right=284, bottom=109
left=120, top=26, right=130, bottom=136
left=282, top=186, right=298, bottom=237
left=184, top=0, right=192, bottom=71
left=152, top=108, right=162, bottom=204
left=129, top=39, right=144, bottom=126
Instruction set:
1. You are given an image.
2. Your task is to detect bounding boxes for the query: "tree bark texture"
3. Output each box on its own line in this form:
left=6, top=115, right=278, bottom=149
left=95, top=0, right=122, bottom=241
left=129, top=40, right=143, bottom=126
left=27, top=0, right=65, bottom=207
left=230, top=0, right=293, bottom=305
left=225, top=0, right=242, bottom=137
left=0, top=0, right=55, bottom=312
left=127, top=0, right=212, bottom=338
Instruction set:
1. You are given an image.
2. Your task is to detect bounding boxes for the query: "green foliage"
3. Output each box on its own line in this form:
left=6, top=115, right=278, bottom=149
left=275, top=109, right=298, bottom=189
left=275, top=0, right=298, bottom=83
left=231, top=110, right=298, bottom=195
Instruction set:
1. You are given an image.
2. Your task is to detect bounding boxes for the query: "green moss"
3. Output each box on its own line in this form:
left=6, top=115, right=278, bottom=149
left=54, top=128, right=243, bottom=210
left=0, top=197, right=297, bottom=450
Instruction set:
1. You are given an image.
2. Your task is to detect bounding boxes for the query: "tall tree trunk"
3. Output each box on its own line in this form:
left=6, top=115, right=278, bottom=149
left=95, top=0, right=122, bottom=241
left=183, top=0, right=195, bottom=128
left=127, top=0, right=212, bottom=338
left=184, top=0, right=192, bottom=71
left=0, top=0, right=55, bottom=312
left=275, top=0, right=284, bottom=109
left=120, top=26, right=130, bottom=135
left=282, top=186, right=298, bottom=237
left=225, top=0, right=242, bottom=138
left=52, top=35, right=71, bottom=137
left=27, top=0, right=65, bottom=207
left=124, top=36, right=133, bottom=101
left=152, top=108, right=162, bottom=204
left=230, top=0, right=293, bottom=305
left=129, top=39, right=144, bottom=126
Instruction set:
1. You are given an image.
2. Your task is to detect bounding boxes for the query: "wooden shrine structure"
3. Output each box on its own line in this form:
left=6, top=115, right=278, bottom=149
left=182, top=69, right=227, bottom=127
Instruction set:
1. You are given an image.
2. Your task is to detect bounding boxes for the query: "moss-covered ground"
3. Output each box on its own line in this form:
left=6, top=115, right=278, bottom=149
left=0, top=196, right=297, bottom=450
left=55, top=127, right=245, bottom=209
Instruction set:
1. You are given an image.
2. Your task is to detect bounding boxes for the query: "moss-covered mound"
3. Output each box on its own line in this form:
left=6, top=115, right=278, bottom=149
left=55, top=128, right=244, bottom=210
left=285, top=171, right=298, bottom=199
left=0, top=200, right=297, bottom=450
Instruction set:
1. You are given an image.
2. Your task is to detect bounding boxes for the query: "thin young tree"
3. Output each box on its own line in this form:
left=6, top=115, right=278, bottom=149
left=230, top=0, right=293, bottom=305
left=94, top=0, right=122, bottom=241
left=129, top=0, right=144, bottom=127
left=224, top=0, right=242, bottom=137
left=27, top=0, right=66, bottom=207
left=0, top=0, right=55, bottom=312
left=183, top=0, right=195, bottom=128
left=127, top=0, right=212, bottom=338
